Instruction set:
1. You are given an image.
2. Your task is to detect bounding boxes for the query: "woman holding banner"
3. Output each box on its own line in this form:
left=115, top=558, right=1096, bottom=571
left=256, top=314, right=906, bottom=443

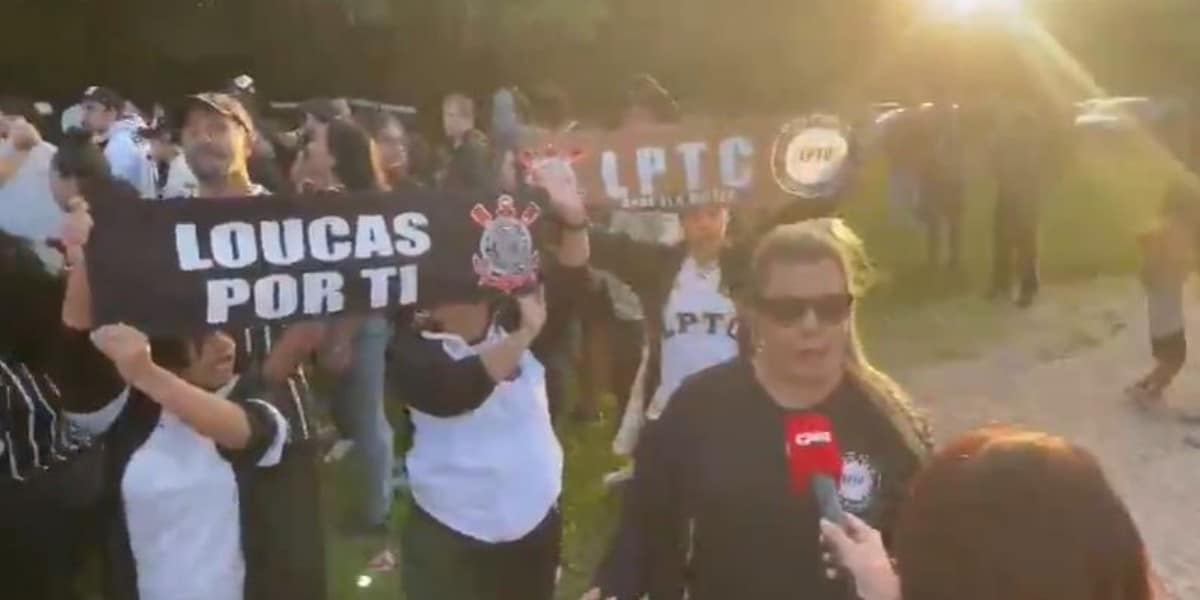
left=57, top=196, right=301, bottom=600
left=54, top=94, right=329, bottom=600
left=590, top=199, right=741, bottom=483
left=392, top=157, right=588, bottom=600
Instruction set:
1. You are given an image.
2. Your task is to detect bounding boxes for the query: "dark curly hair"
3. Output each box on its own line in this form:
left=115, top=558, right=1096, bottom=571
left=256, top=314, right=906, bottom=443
left=52, top=129, right=115, bottom=198
left=326, top=119, right=386, bottom=192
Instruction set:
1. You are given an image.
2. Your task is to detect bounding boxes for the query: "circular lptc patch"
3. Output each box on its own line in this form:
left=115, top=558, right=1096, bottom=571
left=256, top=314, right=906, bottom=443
left=770, top=114, right=852, bottom=199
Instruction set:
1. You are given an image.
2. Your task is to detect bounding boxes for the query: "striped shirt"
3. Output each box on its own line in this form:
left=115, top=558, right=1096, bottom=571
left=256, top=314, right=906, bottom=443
left=0, top=356, right=90, bottom=482
left=235, top=325, right=314, bottom=443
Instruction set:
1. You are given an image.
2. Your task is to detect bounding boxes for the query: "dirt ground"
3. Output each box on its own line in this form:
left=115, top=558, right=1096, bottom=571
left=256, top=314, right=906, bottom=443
left=897, top=278, right=1200, bottom=599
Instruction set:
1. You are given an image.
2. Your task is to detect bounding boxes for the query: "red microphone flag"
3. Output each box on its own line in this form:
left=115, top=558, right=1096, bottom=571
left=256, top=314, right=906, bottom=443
left=784, top=412, right=843, bottom=496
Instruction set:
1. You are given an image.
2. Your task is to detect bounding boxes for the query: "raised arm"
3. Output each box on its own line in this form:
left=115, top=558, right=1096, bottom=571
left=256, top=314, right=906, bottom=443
left=60, top=197, right=94, bottom=330
left=260, top=321, right=327, bottom=385
left=390, top=291, right=547, bottom=417
left=528, top=153, right=589, bottom=268
left=91, top=324, right=286, bottom=459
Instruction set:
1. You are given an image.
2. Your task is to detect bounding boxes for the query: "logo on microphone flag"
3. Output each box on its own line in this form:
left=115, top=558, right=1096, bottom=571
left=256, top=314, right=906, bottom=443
left=839, top=451, right=880, bottom=514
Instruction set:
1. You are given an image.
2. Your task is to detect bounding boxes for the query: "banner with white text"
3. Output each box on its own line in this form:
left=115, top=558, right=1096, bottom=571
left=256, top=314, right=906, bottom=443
left=86, top=188, right=542, bottom=334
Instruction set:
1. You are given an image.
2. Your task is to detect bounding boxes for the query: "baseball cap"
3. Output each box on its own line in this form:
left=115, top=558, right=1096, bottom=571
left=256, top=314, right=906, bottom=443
left=183, top=93, right=255, bottom=137
left=226, top=74, right=256, bottom=97
left=81, top=86, right=124, bottom=110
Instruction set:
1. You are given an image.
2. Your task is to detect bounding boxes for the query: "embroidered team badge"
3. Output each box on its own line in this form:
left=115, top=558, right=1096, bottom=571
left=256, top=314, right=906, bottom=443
left=839, top=451, right=881, bottom=514
left=471, top=195, right=541, bottom=293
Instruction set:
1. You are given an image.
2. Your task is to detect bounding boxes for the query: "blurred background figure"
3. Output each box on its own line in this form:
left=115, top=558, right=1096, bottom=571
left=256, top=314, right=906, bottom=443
left=293, top=119, right=397, bottom=567
left=359, top=108, right=417, bottom=190
left=142, top=120, right=198, bottom=199
left=989, top=107, right=1047, bottom=307
left=0, top=96, right=62, bottom=270
left=920, top=101, right=966, bottom=273
left=1126, top=183, right=1199, bottom=408
left=529, top=82, right=578, bottom=134
left=78, top=85, right=156, bottom=198
left=491, top=85, right=530, bottom=159
left=439, top=92, right=491, bottom=192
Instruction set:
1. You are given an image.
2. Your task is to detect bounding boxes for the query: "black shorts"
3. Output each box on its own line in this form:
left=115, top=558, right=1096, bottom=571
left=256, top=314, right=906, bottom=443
left=1151, top=330, right=1187, bottom=364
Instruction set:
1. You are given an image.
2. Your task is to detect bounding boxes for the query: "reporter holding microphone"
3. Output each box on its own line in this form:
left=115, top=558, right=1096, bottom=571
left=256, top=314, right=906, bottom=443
left=822, top=427, right=1159, bottom=600
left=585, top=219, right=932, bottom=600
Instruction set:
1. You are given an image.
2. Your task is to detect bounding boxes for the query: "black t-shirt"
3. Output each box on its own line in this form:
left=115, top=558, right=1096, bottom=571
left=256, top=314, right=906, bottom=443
left=596, top=359, right=928, bottom=600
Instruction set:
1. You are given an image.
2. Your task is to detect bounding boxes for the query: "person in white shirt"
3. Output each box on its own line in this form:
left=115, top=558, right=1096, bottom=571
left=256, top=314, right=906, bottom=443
left=0, top=99, right=63, bottom=270
left=590, top=202, right=740, bottom=476
left=143, top=123, right=198, bottom=199
left=392, top=158, right=589, bottom=600
left=79, top=86, right=156, bottom=198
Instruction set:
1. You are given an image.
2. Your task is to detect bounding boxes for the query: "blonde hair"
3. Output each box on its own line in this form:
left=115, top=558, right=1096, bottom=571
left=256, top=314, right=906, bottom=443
left=750, top=219, right=933, bottom=458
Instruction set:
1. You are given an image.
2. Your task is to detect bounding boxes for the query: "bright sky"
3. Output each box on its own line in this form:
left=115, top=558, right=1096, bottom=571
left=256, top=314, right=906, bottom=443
left=932, top=0, right=1024, bottom=18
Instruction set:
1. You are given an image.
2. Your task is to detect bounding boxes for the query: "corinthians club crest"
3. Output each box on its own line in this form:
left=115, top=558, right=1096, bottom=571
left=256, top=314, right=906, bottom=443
left=770, top=113, right=853, bottom=199
left=471, top=195, right=541, bottom=294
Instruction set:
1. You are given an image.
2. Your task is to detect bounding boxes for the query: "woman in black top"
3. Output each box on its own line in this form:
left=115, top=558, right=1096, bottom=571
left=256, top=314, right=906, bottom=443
left=585, top=219, right=932, bottom=600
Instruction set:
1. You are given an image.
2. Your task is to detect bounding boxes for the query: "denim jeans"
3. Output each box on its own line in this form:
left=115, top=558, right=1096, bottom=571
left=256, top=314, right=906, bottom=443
left=332, top=316, right=395, bottom=527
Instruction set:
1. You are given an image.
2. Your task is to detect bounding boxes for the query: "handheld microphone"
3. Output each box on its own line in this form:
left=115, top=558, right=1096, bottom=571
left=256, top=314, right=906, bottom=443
left=785, top=413, right=847, bottom=525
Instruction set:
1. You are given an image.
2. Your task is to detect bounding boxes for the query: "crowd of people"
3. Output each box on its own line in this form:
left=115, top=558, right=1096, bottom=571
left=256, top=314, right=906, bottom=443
left=0, top=71, right=1180, bottom=600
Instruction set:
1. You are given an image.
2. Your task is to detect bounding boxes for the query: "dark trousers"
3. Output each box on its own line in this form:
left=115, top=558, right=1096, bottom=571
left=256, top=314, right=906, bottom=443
left=243, top=441, right=328, bottom=600
left=920, top=178, right=964, bottom=269
left=991, top=199, right=1040, bottom=299
left=402, top=504, right=561, bottom=600
left=0, top=486, right=96, bottom=600
left=578, top=281, right=645, bottom=417
left=0, top=512, right=88, bottom=600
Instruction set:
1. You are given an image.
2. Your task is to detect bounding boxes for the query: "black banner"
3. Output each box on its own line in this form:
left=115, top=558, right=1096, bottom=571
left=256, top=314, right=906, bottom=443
left=87, top=188, right=537, bottom=335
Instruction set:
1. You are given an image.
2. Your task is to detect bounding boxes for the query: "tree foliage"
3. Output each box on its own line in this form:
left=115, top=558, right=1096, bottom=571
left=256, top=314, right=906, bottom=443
left=3, top=0, right=1200, bottom=118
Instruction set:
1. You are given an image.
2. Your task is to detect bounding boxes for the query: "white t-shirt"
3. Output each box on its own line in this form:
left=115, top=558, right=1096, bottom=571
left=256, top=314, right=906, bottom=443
left=0, top=141, right=64, bottom=270
left=406, top=327, right=563, bottom=543
left=161, top=153, right=199, bottom=199
left=102, top=119, right=156, bottom=199
left=69, top=378, right=288, bottom=600
left=648, top=257, right=740, bottom=419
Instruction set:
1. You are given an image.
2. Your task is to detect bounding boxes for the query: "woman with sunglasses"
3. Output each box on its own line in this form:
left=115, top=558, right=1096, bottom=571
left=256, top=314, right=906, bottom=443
left=583, top=219, right=932, bottom=600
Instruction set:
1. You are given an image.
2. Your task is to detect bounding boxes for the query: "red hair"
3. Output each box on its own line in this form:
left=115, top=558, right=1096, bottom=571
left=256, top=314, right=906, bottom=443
left=895, top=427, right=1153, bottom=600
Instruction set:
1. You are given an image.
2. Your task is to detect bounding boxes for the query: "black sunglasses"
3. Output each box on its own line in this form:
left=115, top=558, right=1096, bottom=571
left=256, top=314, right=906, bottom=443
left=753, top=294, right=854, bottom=325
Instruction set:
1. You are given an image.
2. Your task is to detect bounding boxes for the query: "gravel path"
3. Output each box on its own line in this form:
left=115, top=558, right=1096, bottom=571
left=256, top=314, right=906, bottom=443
left=900, top=280, right=1199, bottom=599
